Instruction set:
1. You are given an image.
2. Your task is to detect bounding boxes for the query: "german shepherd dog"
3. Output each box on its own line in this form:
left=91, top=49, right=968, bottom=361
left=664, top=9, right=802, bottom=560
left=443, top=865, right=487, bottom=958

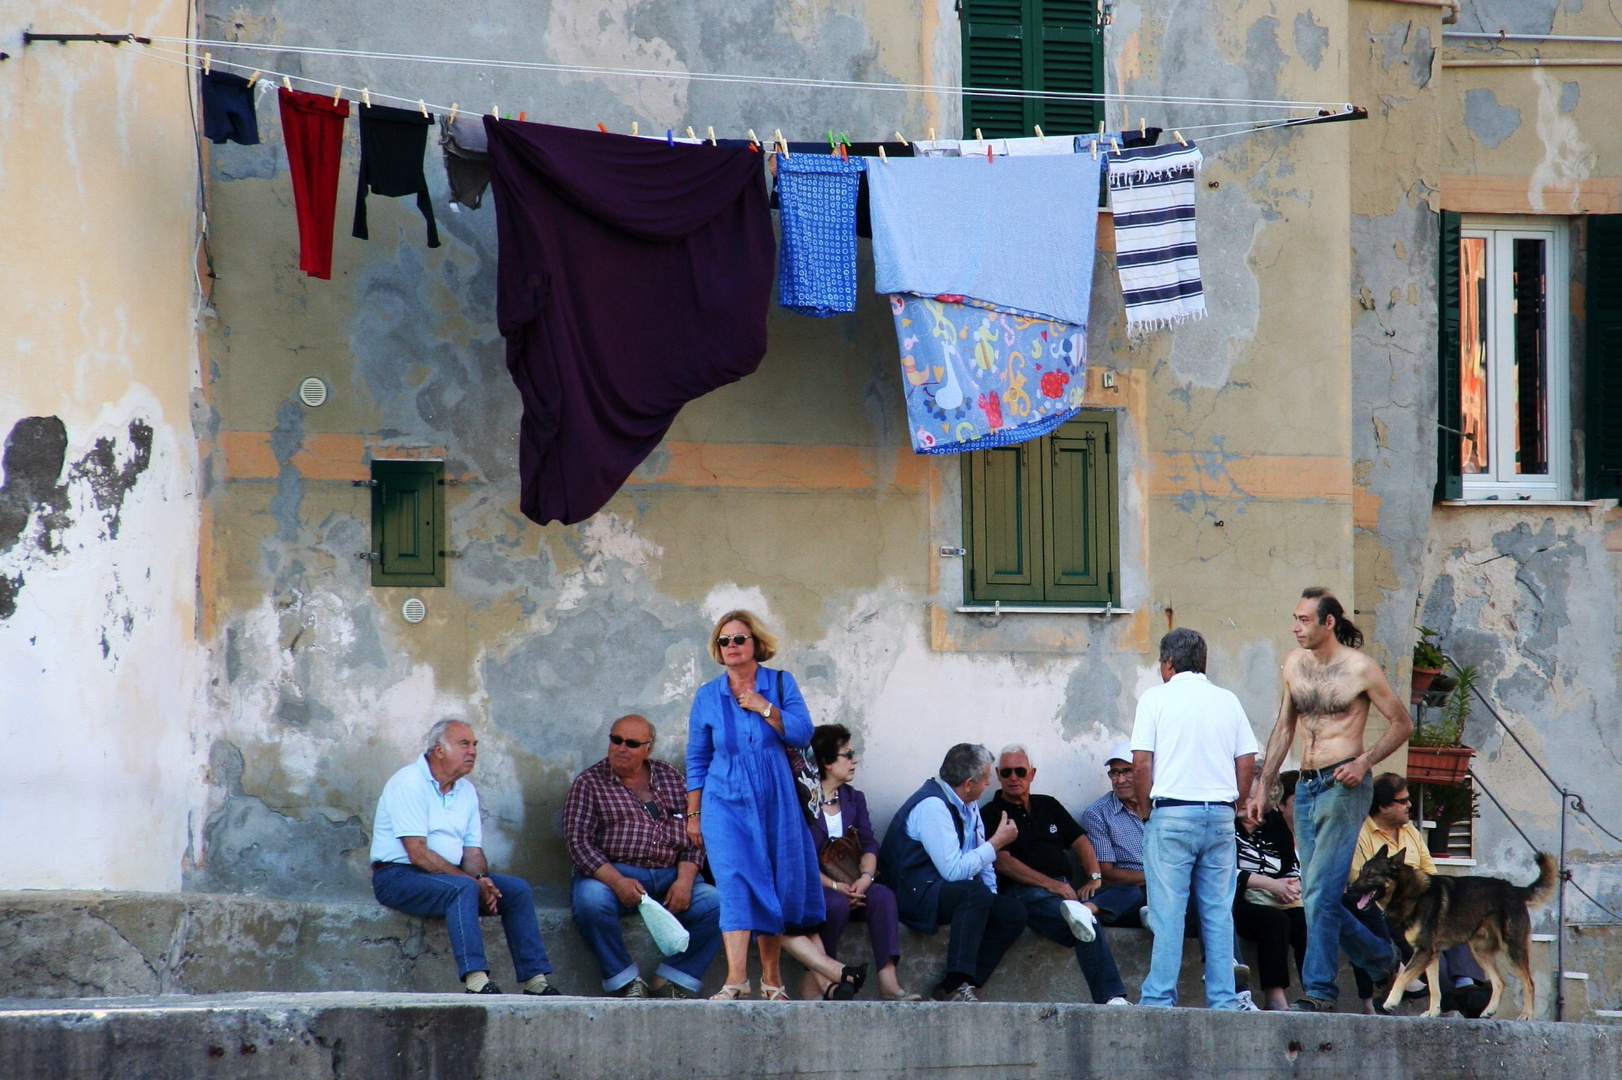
left=1346, top=846, right=1557, bottom=1019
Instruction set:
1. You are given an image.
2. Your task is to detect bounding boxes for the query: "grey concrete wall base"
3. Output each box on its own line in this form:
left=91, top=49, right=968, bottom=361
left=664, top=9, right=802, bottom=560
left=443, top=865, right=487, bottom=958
left=3, top=993, right=1620, bottom=1080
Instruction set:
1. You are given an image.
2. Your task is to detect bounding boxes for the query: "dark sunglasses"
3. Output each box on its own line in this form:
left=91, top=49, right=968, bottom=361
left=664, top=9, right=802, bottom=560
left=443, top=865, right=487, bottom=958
left=1107, top=767, right=1134, bottom=779
left=1392, top=796, right=1412, bottom=805
left=717, top=634, right=753, bottom=648
left=998, top=766, right=1028, bottom=779
left=609, top=734, right=650, bottom=749
left=836, top=749, right=858, bottom=761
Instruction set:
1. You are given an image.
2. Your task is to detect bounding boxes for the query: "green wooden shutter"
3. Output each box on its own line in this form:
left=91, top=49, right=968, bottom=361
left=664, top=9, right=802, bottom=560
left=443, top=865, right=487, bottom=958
left=372, top=459, right=446, bottom=587
left=962, top=0, right=1026, bottom=139
left=964, top=442, right=1042, bottom=601
left=1035, top=0, right=1101, bottom=136
left=1586, top=215, right=1622, bottom=498
left=1042, top=416, right=1116, bottom=604
left=1435, top=210, right=1463, bottom=501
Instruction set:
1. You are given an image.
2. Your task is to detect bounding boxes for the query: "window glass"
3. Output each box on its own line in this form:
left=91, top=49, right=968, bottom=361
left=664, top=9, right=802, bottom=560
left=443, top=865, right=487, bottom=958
left=1512, top=238, right=1548, bottom=476
left=1459, top=236, right=1488, bottom=474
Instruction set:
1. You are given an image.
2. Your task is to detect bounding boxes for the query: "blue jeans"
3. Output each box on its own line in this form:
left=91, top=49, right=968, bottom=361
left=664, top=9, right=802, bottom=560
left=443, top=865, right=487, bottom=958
left=1141, top=803, right=1239, bottom=1008
left=372, top=864, right=552, bottom=981
left=1295, top=770, right=1397, bottom=1003
left=571, top=865, right=723, bottom=993
left=1087, top=883, right=1147, bottom=926
left=1007, top=884, right=1127, bottom=1003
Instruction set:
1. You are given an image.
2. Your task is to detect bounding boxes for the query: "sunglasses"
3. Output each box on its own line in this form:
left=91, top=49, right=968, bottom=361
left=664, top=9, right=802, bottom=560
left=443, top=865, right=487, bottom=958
left=609, top=734, right=650, bottom=749
left=836, top=749, right=858, bottom=761
left=717, top=634, right=753, bottom=648
left=998, top=767, right=1028, bottom=779
left=1107, top=768, right=1134, bottom=779
left=1393, top=796, right=1411, bottom=805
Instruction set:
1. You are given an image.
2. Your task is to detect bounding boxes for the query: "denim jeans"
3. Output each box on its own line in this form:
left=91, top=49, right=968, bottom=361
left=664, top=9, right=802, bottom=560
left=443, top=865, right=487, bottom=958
left=1006, top=884, right=1127, bottom=1003
left=1087, top=883, right=1147, bottom=926
left=1141, top=803, right=1239, bottom=1008
left=570, top=865, right=723, bottom=993
left=934, top=879, right=1028, bottom=987
left=372, top=863, right=552, bottom=981
left=1295, top=770, right=1396, bottom=1002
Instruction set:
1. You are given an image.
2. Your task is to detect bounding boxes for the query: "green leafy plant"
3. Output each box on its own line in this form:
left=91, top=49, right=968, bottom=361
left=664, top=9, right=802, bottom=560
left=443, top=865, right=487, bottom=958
left=1412, top=626, right=1445, bottom=671
left=1411, top=663, right=1476, bottom=747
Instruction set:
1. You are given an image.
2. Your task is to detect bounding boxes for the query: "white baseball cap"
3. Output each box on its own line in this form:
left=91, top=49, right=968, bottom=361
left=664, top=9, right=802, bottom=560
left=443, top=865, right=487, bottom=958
left=1105, top=741, right=1133, bottom=767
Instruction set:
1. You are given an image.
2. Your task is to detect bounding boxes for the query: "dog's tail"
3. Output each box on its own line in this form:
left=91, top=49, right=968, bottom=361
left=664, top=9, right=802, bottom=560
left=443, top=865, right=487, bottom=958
left=1522, top=852, right=1559, bottom=907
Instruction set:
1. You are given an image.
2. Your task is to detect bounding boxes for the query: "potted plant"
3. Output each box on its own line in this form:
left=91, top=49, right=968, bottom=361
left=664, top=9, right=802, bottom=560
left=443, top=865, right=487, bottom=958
left=1411, top=627, right=1445, bottom=704
left=1408, top=663, right=1477, bottom=786
left=1416, top=781, right=1480, bottom=857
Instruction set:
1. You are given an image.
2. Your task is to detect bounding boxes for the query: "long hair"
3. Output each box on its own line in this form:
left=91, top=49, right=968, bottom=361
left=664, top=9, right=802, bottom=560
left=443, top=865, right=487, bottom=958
left=1301, top=587, right=1363, bottom=649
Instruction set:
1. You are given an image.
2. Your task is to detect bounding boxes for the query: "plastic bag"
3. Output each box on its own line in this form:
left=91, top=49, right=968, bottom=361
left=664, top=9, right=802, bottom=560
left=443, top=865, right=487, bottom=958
left=638, top=894, right=691, bottom=956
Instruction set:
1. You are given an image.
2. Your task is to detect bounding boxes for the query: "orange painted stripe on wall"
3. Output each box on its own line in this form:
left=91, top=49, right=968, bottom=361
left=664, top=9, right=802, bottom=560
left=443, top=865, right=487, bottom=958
left=1148, top=452, right=1351, bottom=502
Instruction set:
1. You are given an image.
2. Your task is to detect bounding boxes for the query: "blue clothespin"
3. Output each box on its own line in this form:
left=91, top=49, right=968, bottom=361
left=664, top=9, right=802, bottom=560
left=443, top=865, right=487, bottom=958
left=666, top=129, right=674, bottom=146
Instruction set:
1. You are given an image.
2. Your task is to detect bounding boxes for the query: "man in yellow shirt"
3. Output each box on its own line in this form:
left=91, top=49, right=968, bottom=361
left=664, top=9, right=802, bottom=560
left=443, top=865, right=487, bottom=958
left=1350, top=773, right=1435, bottom=882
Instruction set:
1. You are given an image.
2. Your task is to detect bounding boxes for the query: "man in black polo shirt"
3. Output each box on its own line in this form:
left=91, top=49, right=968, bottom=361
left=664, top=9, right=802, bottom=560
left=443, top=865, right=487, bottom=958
left=982, top=745, right=1130, bottom=1005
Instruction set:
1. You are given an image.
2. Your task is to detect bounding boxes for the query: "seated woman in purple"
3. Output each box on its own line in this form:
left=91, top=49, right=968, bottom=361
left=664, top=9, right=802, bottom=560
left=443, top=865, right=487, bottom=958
left=801, top=724, right=919, bottom=1001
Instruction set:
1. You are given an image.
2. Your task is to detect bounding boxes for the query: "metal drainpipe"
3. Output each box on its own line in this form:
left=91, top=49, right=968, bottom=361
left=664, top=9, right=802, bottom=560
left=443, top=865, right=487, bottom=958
left=1444, top=57, right=1622, bottom=67
left=1558, top=791, right=1569, bottom=1022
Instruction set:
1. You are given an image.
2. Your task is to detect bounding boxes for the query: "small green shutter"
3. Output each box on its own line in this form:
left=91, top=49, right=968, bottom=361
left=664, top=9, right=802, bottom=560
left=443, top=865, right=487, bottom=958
left=372, top=459, right=446, bottom=587
left=965, top=442, right=1042, bottom=601
left=1586, top=215, right=1622, bottom=498
left=1435, top=210, right=1463, bottom=501
left=963, top=0, right=1026, bottom=139
left=1035, top=0, right=1102, bottom=136
left=1043, top=416, right=1115, bottom=603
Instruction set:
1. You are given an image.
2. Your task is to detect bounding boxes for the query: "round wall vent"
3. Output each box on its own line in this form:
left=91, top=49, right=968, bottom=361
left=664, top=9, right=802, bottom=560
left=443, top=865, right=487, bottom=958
left=401, top=597, right=427, bottom=623
left=298, top=377, right=329, bottom=408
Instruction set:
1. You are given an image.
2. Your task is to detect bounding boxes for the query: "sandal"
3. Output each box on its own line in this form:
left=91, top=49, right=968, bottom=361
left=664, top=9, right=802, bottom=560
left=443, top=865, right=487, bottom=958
left=822, top=963, right=868, bottom=1001
left=879, top=990, right=923, bottom=1002
left=709, top=982, right=751, bottom=1001
left=760, top=982, right=791, bottom=1001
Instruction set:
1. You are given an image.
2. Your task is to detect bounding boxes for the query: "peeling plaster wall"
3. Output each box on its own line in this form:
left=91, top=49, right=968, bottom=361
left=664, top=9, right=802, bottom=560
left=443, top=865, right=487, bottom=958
left=177, top=0, right=1375, bottom=908
left=0, top=1, right=204, bottom=888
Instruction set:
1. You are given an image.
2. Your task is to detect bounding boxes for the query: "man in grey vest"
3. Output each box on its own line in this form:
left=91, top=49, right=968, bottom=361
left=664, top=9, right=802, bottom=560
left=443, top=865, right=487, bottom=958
left=877, top=743, right=1023, bottom=1001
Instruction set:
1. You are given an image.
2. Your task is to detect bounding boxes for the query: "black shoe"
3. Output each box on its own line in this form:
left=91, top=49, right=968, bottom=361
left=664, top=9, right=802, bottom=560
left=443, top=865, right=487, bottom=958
left=823, top=963, right=869, bottom=1001
left=1288, top=996, right=1335, bottom=1012
left=611, top=977, right=649, bottom=999
left=467, top=982, right=503, bottom=995
left=528, top=983, right=563, bottom=997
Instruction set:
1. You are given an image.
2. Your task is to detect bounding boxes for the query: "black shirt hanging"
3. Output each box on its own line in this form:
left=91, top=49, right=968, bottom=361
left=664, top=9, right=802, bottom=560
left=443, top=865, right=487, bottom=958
left=353, top=103, right=440, bottom=248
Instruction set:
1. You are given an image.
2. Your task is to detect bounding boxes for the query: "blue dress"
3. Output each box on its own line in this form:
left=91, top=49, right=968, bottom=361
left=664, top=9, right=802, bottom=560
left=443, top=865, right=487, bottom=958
left=685, top=666, right=825, bottom=935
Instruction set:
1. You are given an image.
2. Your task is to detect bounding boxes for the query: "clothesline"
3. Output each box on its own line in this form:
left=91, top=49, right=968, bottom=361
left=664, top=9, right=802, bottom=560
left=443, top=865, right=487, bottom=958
left=138, top=44, right=1354, bottom=148
left=149, top=35, right=1354, bottom=114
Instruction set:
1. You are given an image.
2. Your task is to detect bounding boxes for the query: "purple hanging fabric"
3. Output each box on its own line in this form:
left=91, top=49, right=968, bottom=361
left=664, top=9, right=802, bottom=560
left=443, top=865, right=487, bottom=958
left=484, top=119, right=775, bottom=525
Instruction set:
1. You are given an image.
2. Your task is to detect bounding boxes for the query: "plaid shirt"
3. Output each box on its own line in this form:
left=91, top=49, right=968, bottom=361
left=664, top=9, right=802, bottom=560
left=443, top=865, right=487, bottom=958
left=1080, top=791, right=1145, bottom=873
left=562, top=758, right=703, bottom=875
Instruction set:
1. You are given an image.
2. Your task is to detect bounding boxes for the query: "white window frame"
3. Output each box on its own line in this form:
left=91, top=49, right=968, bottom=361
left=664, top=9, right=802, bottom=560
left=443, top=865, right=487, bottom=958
left=1458, top=216, right=1570, bottom=502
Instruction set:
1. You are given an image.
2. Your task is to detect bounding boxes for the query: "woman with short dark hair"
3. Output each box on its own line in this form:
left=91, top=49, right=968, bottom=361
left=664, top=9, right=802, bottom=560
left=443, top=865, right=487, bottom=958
left=801, top=724, right=918, bottom=1001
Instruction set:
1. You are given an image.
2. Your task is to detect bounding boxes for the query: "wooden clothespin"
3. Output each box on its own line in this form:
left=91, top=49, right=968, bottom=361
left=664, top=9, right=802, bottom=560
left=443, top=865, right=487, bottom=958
left=1090, top=137, right=1098, bottom=160
left=894, top=130, right=909, bottom=146
left=707, top=125, right=717, bottom=145
left=1034, top=124, right=1045, bottom=140
left=333, top=86, right=343, bottom=107
left=1174, top=130, right=1187, bottom=146
left=1110, top=137, right=1121, bottom=155
left=631, top=121, right=638, bottom=136
left=774, top=129, right=788, bottom=157
left=245, top=71, right=260, bottom=88
left=1139, top=116, right=1146, bottom=138
left=975, top=127, right=983, bottom=141
left=929, top=127, right=936, bottom=143
left=687, top=126, right=697, bottom=141
left=448, top=103, right=459, bottom=123
left=203, top=52, right=211, bottom=74
left=878, top=145, right=888, bottom=163
left=418, top=99, right=428, bottom=118
left=281, top=75, right=291, bottom=92
left=747, top=129, right=760, bottom=148
left=491, top=104, right=499, bottom=118
left=361, top=87, right=371, bottom=108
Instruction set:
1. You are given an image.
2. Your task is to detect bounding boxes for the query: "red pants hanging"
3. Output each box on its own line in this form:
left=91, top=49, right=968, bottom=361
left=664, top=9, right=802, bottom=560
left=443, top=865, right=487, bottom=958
left=278, top=89, right=350, bottom=280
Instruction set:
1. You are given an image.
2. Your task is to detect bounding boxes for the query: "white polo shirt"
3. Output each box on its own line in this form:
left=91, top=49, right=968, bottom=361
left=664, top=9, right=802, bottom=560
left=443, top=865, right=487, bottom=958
left=1130, top=671, right=1260, bottom=802
left=370, top=754, right=483, bottom=866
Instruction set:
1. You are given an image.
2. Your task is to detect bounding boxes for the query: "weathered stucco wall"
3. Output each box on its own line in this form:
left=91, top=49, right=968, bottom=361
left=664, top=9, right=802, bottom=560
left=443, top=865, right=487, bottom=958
left=0, top=2, right=204, bottom=890
left=181, top=0, right=1373, bottom=905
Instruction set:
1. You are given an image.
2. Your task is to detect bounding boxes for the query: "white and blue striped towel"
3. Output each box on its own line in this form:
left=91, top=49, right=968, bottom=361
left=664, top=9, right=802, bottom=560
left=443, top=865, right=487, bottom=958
left=1108, top=142, right=1205, bottom=335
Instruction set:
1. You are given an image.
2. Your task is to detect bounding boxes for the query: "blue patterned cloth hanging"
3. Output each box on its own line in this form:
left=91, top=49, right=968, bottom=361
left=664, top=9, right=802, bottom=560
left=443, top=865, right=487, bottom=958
left=775, top=154, right=866, bottom=317
left=892, top=294, right=1086, bottom=455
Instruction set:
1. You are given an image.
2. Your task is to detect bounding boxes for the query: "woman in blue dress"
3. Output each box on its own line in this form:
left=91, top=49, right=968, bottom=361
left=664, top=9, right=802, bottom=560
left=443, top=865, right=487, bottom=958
left=684, top=610, right=864, bottom=1001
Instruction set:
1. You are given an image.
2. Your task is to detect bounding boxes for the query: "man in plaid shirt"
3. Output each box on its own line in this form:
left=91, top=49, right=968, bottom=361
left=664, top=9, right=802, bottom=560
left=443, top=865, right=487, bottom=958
left=565, top=714, right=722, bottom=997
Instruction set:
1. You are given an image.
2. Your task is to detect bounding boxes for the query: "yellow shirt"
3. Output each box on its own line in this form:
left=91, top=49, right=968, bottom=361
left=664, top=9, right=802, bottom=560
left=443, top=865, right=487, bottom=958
left=1349, top=817, right=1436, bottom=884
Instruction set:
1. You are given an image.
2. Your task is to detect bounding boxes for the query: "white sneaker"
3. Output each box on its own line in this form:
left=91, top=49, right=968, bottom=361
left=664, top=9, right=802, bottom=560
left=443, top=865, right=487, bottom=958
left=1060, top=900, right=1098, bottom=943
left=1105, top=996, right=1132, bottom=1006
left=1233, top=989, right=1262, bottom=1012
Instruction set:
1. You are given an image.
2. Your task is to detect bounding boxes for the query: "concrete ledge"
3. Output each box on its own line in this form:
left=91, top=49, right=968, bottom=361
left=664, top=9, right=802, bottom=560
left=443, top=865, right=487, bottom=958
left=2, top=993, right=1619, bottom=1080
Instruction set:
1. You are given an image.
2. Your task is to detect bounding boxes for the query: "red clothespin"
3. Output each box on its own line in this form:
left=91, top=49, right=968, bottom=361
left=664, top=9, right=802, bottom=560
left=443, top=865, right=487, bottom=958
left=986, top=144, right=994, bottom=163
left=517, top=111, right=525, bottom=122
left=597, top=122, right=607, bottom=133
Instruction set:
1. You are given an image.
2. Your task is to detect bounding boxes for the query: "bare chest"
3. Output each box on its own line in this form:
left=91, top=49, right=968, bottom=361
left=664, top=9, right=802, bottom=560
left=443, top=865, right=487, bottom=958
left=1289, top=660, right=1363, bottom=719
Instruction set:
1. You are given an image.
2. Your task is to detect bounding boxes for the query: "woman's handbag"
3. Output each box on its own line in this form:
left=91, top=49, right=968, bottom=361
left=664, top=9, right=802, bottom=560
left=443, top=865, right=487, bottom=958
left=820, top=827, right=864, bottom=886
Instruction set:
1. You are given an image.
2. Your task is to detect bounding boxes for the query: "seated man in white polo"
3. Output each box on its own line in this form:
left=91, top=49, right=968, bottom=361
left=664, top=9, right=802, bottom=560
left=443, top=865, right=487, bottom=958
left=372, top=719, right=560, bottom=995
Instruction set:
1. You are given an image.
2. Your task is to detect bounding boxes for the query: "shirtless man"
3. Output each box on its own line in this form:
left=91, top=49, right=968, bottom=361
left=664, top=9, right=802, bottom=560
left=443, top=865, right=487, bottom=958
left=1244, top=587, right=1411, bottom=1012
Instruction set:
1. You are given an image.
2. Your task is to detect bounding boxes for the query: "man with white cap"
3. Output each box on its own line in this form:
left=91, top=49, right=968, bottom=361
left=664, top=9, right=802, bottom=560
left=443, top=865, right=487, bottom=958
left=1078, top=740, right=1150, bottom=927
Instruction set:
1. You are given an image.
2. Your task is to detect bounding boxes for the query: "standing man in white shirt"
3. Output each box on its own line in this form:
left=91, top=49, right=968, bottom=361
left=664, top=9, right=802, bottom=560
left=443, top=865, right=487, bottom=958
left=371, top=719, right=559, bottom=995
left=1131, top=628, right=1259, bottom=1009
